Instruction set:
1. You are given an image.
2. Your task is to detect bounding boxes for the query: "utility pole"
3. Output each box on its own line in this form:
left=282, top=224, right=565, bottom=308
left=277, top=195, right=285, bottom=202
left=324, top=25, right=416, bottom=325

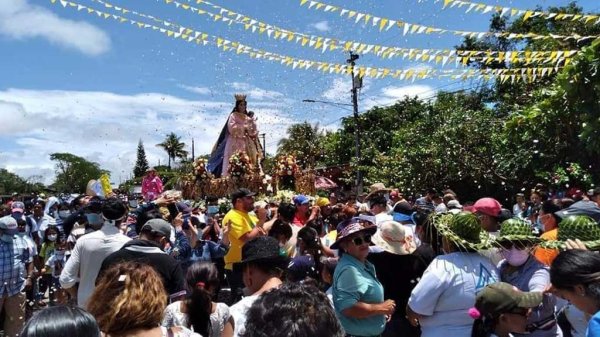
left=191, top=138, right=195, bottom=161
left=259, top=133, right=266, bottom=158
left=347, top=51, right=363, bottom=195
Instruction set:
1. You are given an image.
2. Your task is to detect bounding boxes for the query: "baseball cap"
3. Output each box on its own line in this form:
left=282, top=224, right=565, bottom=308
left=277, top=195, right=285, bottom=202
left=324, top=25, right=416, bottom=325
left=316, top=197, right=330, bottom=207
left=176, top=202, right=192, bottom=215
left=473, top=197, right=502, bottom=218
left=293, top=194, right=310, bottom=205
left=474, top=282, right=543, bottom=318
left=11, top=201, right=25, bottom=213
left=140, top=219, right=172, bottom=238
left=231, top=188, right=256, bottom=203
left=447, top=200, right=463, bottom=210
left=0, top=216, right=17, bottom=230
left=287, top=255, right=317, bottom=282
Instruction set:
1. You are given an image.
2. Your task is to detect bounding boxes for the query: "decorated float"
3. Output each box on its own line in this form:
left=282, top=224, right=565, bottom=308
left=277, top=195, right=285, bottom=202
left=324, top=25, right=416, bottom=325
left=182, top=94, right=315, bottom=199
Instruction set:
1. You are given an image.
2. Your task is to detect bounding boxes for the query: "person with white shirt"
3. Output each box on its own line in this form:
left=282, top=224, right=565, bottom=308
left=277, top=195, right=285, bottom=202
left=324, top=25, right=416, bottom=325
left=59, top=197, right=131, bottom=308
left=368, top=195, right=393, bottom=226
left=407, top=212, right=500, bottom=337
left=222, top=236, right=288, bottom=337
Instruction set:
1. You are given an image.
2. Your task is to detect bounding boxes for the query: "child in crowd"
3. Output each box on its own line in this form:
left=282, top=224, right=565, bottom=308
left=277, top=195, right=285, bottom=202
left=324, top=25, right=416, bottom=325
left=37, top=226, right=59, bottom=306
left=44, top=240, right=68, bottom=305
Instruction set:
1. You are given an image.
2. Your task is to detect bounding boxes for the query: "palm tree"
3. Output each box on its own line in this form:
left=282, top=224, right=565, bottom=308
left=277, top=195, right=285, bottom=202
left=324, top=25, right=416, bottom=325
left=277, top=122, right=324, bottom=169
left=156, top=133, right=189, bottom=169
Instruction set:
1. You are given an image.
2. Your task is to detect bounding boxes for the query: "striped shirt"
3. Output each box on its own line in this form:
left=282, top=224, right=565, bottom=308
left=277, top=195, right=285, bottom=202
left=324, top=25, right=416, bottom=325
left=0, top=236, right=33, bottom=296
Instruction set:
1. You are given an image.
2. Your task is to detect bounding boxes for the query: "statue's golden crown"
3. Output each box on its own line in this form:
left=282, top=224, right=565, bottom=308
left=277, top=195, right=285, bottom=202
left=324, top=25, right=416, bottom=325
left=234, top=94, right=247, bottom=101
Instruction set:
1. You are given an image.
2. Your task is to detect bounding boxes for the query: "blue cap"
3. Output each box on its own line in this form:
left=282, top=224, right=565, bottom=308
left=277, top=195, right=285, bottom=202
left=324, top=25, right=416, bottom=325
left=293, top=195, right=310, bottom=205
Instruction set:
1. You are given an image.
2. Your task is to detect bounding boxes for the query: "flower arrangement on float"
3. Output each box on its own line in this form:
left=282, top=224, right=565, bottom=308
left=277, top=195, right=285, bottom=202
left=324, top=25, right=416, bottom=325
left=228, top=151, right=253, bottom=178
left=193, top=158, right=211, bottom=180
left=276, top=154, right=299, bottom=176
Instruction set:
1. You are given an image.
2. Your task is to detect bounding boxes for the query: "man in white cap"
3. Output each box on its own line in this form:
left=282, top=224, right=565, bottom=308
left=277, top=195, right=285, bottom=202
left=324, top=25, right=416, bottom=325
left=0, top=215, right=34, bottom=336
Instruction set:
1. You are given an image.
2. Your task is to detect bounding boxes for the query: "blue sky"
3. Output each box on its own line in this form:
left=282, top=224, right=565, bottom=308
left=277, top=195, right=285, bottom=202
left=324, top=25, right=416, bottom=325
left=1, top=0, right=598, bottom=185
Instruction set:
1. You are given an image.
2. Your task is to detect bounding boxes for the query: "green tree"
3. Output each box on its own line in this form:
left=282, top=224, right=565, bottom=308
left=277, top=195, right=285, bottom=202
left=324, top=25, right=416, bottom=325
left=133, top=139, right=150, bottom=178
left=0, top=169, right=28, bottom=195
left=49, top=153, right=107, bottom=193
left=156, top=133, right=189, bottom=169
left=457, top=4, right=600, bottom=116
left=277, top=122, right=324, bottom=169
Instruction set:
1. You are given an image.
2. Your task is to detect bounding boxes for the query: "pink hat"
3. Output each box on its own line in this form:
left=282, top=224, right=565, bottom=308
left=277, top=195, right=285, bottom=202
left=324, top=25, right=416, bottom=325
left=473, top=198, right=502, bottom=218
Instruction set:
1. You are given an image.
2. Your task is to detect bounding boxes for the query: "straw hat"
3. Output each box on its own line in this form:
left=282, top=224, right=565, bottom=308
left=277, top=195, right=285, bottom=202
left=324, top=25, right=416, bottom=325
left=433, top=212, right=493, bottom=250
left=495, top=218, right=542, bottom=245
left=371, top=221, right=416, bottom=255
left=540, top=215, right=600, bottom=250
left=330, top=220, right=377, bottom=250
left=365, top=182, right=390, bottom=200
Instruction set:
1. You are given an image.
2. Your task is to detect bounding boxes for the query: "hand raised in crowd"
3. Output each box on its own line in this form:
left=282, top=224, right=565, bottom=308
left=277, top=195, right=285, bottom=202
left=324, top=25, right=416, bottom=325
left=172, top=213, right=184, bottom=229
left=256, top=207, right=268, bottom=223
left=565, top=238, right=587, bottom=250
left=153, top=195, right=174, bottom=207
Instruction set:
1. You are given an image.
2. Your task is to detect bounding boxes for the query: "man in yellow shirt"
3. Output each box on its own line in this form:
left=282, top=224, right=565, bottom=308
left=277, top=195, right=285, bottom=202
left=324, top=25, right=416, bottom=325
left=223, top=188, right=267, bottom=303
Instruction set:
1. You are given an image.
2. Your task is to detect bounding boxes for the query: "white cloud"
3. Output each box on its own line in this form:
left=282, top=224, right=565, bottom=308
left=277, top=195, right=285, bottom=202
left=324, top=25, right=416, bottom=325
left=309, top=20, right=331, bottom=32
left=360, top=84, right=436, bottom=112
left=380, top=84, right=436, bottom=100
left=229, top=82, right=287, bottom=101
left=178, top=85, right=211, bottom=95
left=321, top=78, right=350, bottom=101
left=0, top=0, right=111, bottom=56
left=0, top=88, right=295, bottom=185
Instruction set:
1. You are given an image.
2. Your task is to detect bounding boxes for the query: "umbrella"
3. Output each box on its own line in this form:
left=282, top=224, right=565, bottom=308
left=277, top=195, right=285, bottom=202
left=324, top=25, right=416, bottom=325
left=315, top=176, right=337, bottom=190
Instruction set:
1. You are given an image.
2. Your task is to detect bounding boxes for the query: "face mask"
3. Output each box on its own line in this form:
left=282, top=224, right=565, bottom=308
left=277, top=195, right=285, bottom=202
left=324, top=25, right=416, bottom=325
left=501, top=247, right=530, bottom=267
left=17, top=231, right=27, bottom=237
left=47, top=234, right=58, bottom=242
left=207, top=205, right=219, bottom=215
left=58, top=210, right=71, bottom=219
left=86, top=213, right=104, bottom=226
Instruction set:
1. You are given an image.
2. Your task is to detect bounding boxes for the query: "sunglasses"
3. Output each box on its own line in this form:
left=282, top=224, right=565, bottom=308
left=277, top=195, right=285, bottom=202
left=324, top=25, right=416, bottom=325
left=351, top=234, right=372, bottom=246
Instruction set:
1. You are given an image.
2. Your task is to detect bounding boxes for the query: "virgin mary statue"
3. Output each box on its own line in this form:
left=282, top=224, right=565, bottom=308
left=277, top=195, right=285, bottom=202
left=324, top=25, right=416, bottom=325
left=207, top=94, right=263, bottom=177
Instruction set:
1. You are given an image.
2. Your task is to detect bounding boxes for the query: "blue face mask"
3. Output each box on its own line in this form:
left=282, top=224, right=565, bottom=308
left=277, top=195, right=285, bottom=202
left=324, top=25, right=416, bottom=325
left=86, top=213, right=104, bottom=226
left=207, top=205, right=219, bottom=215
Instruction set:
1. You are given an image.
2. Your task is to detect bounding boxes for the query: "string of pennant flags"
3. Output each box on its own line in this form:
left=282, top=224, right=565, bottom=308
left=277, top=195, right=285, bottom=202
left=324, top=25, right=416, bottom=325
left=49, top=0, right=563, bottom=84
left=89, top=0, right=577, bottom=67
left=437, top=0, right=600, bottom=25
left=299, top=0, right=600, bottom=42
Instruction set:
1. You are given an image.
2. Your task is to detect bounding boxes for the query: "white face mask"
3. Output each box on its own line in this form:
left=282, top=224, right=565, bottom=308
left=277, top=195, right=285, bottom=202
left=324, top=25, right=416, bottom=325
left=501, top=247, right=530, bottom=267
left=47, top=234, right=58, bottom=242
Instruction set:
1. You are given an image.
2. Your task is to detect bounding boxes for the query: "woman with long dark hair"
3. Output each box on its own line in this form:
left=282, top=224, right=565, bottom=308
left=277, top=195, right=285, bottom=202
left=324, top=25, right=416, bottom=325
left=163, top=261, right=231, bottom=337
left=287, top=226, right=323, bottom=282
left=550, top=249, right=600, bottom=337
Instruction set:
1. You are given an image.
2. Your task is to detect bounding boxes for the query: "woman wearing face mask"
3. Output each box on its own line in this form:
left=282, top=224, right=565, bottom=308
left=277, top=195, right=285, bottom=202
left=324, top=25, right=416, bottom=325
left=470, top=282, right=544, bottom=337
left=37, top=226, right=60, bottom=307
left=496, top=219, right=560, bottom=337
left=533, top=201, right=562, bottom=266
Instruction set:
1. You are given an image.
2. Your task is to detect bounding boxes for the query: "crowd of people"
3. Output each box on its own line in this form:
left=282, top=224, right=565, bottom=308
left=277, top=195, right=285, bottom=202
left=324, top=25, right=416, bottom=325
left=1, top=182, right=600, bottom=337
